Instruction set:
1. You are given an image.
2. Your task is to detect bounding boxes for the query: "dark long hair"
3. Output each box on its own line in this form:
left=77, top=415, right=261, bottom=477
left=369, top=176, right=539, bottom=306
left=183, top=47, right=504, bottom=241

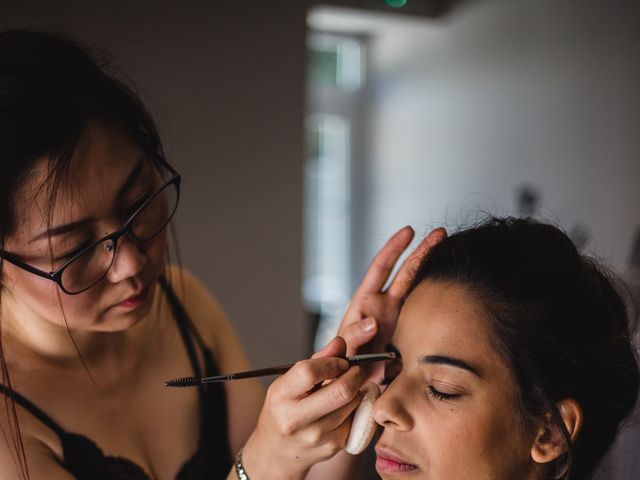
left=0, top=29, right=172, bottom=479
left=413, top=217, right=639, bottom=479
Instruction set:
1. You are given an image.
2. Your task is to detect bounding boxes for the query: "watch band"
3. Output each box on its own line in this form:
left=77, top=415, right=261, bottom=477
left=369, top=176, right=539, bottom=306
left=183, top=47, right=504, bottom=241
left=235, top=449, right=250, bottom=480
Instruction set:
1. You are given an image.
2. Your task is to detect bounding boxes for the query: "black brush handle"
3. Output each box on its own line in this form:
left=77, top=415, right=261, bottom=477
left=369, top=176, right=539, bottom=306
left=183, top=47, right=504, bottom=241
left=206, top=363, right=295, bottom=383
left=164, top=352, right=396, bottom=387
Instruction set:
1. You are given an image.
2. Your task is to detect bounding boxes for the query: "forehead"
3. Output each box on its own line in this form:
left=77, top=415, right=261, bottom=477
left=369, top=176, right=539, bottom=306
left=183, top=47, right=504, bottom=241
left=62, top=122, right=144, bottom=189
left=11, top=123, right=146, bottom=235
left=394, top=280, right=504, bottom=375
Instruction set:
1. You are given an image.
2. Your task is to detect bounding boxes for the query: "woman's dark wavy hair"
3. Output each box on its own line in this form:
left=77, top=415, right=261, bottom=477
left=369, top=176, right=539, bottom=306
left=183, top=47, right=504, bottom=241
left=0, top=29, right=171, bottom=479
left=413, top=217, right=639, bottom=479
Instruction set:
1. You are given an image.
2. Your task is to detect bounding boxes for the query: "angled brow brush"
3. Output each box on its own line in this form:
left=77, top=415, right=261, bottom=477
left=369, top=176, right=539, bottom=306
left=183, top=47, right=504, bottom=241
left=164, top=352, right=397, bottom=388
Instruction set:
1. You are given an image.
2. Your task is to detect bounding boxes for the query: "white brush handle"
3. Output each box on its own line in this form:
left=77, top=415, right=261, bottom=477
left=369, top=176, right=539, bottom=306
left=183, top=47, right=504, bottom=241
left=345, top=381, right=381, bottom=455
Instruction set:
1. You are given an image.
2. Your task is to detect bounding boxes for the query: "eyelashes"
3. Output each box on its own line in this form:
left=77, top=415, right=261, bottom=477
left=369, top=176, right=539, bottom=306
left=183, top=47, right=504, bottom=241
left=381, top=381, right=461, bottom=402
left=380, top=372, right=462, bottom=402
left=380, top=348, right=462, bottom=401
left=380, top=375, right=462, bottom=402
left=427, top=386, right=461, bottom=401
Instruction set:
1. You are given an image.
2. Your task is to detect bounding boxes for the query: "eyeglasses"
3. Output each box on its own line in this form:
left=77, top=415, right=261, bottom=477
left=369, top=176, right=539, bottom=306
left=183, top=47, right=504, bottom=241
left=0, top=162, right=181, bottom=295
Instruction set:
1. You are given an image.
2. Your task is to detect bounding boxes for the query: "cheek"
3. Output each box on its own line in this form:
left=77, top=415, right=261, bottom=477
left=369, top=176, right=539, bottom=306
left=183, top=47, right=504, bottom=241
left=416, top=398, right=529, bottom=479
left=459, top=401, right=531, bottom=477
left=49, top=292, right=103, bottom=327
left=2, top=265, right=99, bottom=321
left=2, top=264, right=56, bottom=301
left=144, top=231, right=168, bottom=265
left=422, top=406, right=486, bottom=455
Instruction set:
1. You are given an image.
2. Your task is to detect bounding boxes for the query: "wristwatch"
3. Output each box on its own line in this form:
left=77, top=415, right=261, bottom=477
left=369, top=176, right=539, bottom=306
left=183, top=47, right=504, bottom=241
left=235, top=449, right=250, bottom=480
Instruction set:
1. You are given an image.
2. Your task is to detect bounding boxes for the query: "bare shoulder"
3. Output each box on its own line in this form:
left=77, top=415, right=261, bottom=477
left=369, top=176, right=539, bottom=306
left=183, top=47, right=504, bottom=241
left=162, top=265, right=228, bottom=352
left=0, top=401, right=74, bottom=479
left=161, top=265, right=264, bottom=453
left=161, top=265, right=241, bottom=370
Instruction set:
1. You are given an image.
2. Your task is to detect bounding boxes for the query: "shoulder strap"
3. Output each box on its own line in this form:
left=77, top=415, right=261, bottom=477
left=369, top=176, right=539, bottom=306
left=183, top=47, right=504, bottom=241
left=0, top=383, right=66, bottom=437
left=158, top=275, right=211, bottom=379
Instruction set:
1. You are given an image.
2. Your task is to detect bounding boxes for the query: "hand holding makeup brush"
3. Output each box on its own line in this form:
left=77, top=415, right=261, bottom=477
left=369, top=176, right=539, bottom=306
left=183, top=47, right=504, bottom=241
left=225, top=227, right=445, bottom=480
left=235, top=337, right=366, bottom=480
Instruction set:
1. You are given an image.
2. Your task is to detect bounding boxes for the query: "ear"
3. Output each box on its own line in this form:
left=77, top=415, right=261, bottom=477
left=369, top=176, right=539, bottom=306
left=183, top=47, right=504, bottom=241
left=531, top=398, right=583, bottom=464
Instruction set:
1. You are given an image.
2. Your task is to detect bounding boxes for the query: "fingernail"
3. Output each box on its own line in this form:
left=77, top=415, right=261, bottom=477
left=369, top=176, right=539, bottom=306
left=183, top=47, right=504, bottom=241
left=361, top=317, right=376, bottom=334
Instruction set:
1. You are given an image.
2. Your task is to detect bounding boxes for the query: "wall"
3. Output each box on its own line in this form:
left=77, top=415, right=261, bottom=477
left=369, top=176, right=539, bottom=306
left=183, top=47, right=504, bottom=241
left=362, top=0, right=640, bottom=280
left=0, top=0, right=309, bottom=367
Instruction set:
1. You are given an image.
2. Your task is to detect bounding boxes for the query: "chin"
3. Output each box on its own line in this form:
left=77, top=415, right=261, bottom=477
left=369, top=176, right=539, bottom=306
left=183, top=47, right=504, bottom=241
left=92, top=312, right=148, bottom=332
left=94, top=286, right=157, bottom=332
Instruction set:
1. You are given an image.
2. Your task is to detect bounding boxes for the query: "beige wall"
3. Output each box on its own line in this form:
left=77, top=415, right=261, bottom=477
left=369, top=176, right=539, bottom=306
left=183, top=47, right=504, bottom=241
left=1, top=0, right=310, bottom=367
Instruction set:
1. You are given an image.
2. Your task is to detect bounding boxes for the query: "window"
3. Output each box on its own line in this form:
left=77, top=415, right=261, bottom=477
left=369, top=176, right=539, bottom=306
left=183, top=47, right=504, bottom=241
left=304, top=33, right=366, bottom=350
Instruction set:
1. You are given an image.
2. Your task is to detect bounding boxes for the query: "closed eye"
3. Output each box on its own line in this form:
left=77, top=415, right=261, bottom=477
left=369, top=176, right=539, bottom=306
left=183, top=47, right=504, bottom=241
left=427, top=385, right=461, bottom=401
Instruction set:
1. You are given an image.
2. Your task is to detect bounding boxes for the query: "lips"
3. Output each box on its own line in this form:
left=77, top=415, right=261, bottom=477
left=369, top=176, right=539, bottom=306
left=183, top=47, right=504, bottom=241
left=375, top=445, right=419, bottom=475
left=115, top=284, right=150, bottom=309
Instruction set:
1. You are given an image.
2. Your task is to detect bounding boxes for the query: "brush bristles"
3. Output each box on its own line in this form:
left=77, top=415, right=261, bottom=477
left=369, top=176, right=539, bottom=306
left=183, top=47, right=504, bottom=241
left=164, top=376, right=201, bottom=388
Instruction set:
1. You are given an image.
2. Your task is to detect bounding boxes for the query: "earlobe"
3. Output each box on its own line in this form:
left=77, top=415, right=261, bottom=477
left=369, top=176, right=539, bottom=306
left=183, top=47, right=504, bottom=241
left=531, top=398, right=583, bottom=464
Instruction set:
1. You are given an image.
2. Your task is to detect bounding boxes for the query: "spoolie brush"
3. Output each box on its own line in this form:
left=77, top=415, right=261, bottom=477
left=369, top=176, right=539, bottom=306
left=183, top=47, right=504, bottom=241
left=164, top=376, right=202, bottom=388
left=164, top=352, right=397, bottom=388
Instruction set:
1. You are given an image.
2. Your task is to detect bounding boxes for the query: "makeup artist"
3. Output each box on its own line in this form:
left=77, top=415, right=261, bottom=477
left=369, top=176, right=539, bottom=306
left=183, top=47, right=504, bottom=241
left=0, top=30, right=442, bottom=480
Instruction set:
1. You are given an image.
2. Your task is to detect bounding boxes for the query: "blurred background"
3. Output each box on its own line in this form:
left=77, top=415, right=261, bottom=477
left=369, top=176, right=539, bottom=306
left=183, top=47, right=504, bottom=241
left=2, top=0, right=638, bottom=477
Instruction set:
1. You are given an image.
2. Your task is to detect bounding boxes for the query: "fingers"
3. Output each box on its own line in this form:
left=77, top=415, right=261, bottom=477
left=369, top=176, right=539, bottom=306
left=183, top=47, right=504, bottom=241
left=286, top=396, right=360, bottom=459
left=266, top=362, right=365, bottom=436
left=355, top=226, right=415, bottom=295
left=297, top=365, right=365, bottom=425
left=313, top=390, right=362, bottom=433
left=386, top=227, right=447, bottom=300
left=253, top=344, right=368, bottom=474
left=274, top=336, right=351, bottom=401
left=339, top=317, right=377, bottom=355
left=273, top=356, right=350, bottom=398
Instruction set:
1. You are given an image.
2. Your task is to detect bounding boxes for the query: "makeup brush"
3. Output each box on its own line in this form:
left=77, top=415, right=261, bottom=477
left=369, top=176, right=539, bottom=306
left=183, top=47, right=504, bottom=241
left=164, top=352, right=397, bottom=388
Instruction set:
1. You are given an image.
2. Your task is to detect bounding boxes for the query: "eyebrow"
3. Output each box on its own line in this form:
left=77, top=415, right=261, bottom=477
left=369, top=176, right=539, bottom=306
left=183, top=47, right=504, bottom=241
left=114, top=157, right=146, bottom=201
left=419, top=355, right=483, bottom=378
left=30, top=157, right=146, bottom=243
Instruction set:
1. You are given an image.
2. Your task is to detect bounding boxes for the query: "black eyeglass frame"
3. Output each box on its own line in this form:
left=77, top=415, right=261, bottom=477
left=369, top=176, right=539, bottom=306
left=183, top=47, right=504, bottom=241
left=0, top=162, right=181, bottom=295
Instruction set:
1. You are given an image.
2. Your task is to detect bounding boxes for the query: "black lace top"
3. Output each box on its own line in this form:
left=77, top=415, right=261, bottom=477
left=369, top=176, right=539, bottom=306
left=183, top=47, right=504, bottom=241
left=0, top=276, right=233, bottom=479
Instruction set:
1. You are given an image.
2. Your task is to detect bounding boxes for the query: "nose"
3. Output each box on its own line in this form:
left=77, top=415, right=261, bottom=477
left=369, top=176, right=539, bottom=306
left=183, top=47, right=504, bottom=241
left=106, top=233, right=147, bottom=284
left=372, top=378, right=413, bottom=432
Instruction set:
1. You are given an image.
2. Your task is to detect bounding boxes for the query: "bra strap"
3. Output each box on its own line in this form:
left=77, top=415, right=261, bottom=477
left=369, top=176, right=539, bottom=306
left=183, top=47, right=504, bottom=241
left=0, top=383, right=66, bottom=437
left=158, top=275, right=205, bottom=380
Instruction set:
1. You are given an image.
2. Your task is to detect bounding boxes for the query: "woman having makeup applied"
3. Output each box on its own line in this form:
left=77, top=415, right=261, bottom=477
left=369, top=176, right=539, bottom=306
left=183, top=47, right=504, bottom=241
left=371, top=217, right=639, bottom=479
left=0, top=29, right=443, bottom=480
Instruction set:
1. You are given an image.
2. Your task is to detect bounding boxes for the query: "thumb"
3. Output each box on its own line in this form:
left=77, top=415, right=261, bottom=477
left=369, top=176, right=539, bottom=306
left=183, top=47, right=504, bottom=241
left=340, top=317, right=378, bottom=355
